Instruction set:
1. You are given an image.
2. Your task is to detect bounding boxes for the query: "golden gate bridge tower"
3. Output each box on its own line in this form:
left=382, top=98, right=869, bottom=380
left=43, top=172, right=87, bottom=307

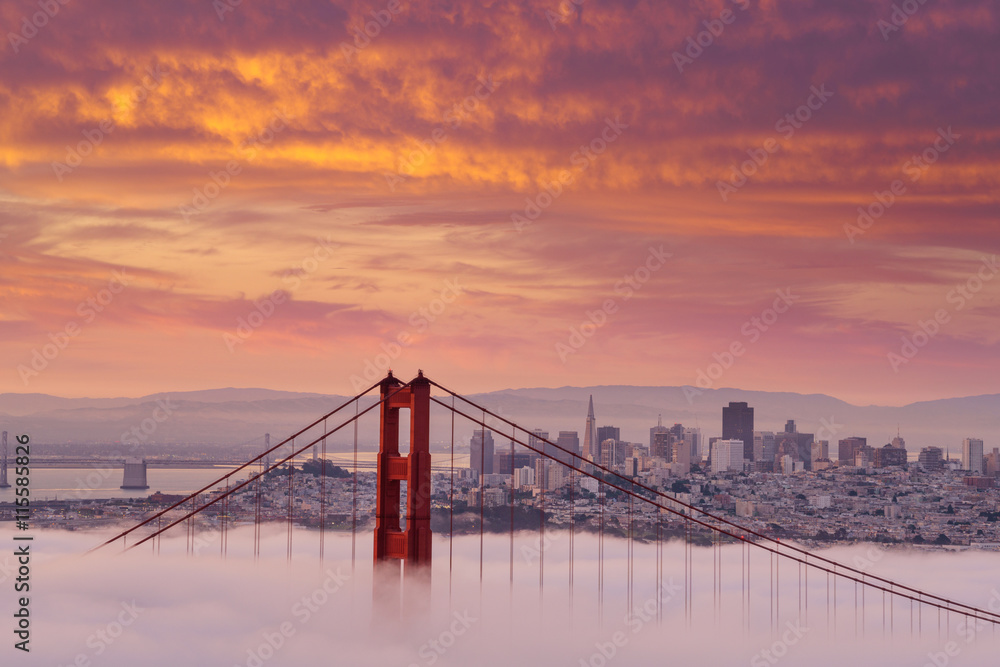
left=373, top=371, right=432, bottom=589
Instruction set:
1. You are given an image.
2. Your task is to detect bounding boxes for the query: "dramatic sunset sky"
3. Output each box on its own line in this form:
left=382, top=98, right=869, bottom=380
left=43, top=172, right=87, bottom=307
left=1, top=0, right=997, bottom=403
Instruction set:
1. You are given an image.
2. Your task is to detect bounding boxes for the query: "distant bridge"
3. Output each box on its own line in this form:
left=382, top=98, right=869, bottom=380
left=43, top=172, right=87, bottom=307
left=29, top=457, right=459, bottom=471
left=30, top=458, right=252, bottom=468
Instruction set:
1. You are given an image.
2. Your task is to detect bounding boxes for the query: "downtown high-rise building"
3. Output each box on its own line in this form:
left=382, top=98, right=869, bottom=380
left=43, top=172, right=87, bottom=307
left=987, top=449, right=1000, bottom=477
left=754, top=431, right=776, bottom=464
left=684, top=427, right=703, bottom=460
left=651, top=421, right=696, bottom=460
left=528, top=429, right=551, bottom=461
left=962, top=437, right=985, bottom=474
left=528, top=429, right=549, bottom=449
left=494, top=450, right=533, bottom=475
left=555, top=431, right=580, bottom=465
left=513, top=465, right=535, bottom=490
left=918, top=446, right=944, bottom=470
left=600, top=438, right=626, bottom=468
left=776, top=420, right=815, bottom=470
left=651, top=431, right=673, bottom=460
left=838, top=437, right=867, bottom=466
left=650, top=415, right=669, bottom=450
left=722, top=402, right=754, bottom=461
left=534, top=458, right=566, bottom=491
left=873, top=445, right=907, bottom=468
left=583, top=396, right=597, bottom=461
left=811, top=440, right=829, bottom=462
left=671, top=439, right=691, bottom=474
left=597, top=425, right=620, bottom=447
left=711, top=439, right=745, bottom=473
left=471, top=429, right=495, bottom=474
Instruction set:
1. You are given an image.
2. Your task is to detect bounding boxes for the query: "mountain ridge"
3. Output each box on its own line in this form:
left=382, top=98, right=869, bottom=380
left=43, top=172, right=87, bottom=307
left=1, top=386, right=996, bottom=451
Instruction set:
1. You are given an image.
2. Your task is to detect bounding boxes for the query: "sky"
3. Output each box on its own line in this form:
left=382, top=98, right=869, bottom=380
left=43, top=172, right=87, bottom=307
left=4, top=525, right=1000, bottom=666
left=1, top=0, right=998, bottom=404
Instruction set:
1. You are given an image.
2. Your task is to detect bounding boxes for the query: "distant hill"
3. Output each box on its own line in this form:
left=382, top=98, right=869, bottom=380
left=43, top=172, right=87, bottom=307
left=0, top=388, right=327, bottom=416
left=0, top=386, right=996, bottom=454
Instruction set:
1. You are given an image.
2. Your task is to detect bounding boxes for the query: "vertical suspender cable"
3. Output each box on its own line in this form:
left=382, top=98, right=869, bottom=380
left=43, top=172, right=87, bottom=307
left=287, top=438, right=294, bottom=563
left=509, top=425, right=515, bottom=598
left=320, top=418, right=327, bottom=565
left=569, top=460, right=575, bottom=618
left=449, top=396, right=455, bottom=605
left=479, top=411, right=485, bottom=601
left=352, top=403, right=359, bottom=570
left=599, top=477, right=604, bottom=627
left=539, top=443, right=545, bottom=606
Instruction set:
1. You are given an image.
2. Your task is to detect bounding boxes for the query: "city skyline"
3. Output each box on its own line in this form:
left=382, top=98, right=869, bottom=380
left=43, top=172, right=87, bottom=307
left=470, top=393, right=990, bottom=473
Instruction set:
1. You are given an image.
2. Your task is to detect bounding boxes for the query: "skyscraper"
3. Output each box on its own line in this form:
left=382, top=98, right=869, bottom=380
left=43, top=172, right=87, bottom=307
left=754, top=431, right=776, bottom=463
left=873, top=445, right=907, bottom=468
left=811, top=440, right=829, bottom=462
left=513, top=466, right=535, bottom=490
left=471, top=429, right=495, bottom=474
left=600, top=438, right=624, bottom=467
left=671, top=439, right=691, bottom=474
left=722, top=402, right=754, bottom=461
left=535, top=459, right=566, bottom=491
left=583, top=395, right=597, bottom=461
left=494, top=450, right=532, bottom=474
left=838, top=437, right=867, bottom=466
left=650, top=414, right=669, bottom=450
left=555, top=431, right=580, bottom=465
left=528, top=429, right=549, bottom=449
left=963, top=437, right=984, bottom=473
left=711, top=439, right=745, bottom=473
left=529, top=429, right=551, bottom=460
left=918, top=446, right=944, bottom=470
left=597, top=426, right=620, bottom=446
left=987, top=449, right=1000, bottom=477
left=683, top=427, right=702, bottom=460
left=651, top=431, right=673, bottom=459
left=776, top=421, right=814, bottom=470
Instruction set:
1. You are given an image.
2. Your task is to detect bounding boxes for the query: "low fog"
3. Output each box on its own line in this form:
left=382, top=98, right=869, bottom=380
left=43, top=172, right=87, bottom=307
left=2, top=525, right=998, bottom=666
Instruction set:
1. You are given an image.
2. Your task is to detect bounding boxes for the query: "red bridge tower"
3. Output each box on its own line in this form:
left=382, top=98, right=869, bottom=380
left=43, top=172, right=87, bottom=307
left=374, top=370, right=432, bottom=587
